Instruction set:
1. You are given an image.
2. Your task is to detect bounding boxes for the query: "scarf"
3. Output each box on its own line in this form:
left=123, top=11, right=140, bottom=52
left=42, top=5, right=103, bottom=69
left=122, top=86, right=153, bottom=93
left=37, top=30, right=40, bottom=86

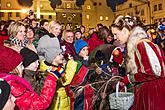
left=10, top=37, right=29, bottom=47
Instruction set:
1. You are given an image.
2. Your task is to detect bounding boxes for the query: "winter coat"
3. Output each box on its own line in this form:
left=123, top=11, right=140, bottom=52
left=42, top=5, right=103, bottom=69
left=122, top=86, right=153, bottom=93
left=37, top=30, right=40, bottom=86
left=87, top=33, right=105, bottom=53
left=39, top=60, right=78, bottom=110
left=65, top=61, right=95, bottom=110
left=122, top=26, right=165, bottom=110
left=61, top=40, right=76, bottom=61
left=0, top=31, right=9, bottom=45
left=0, top=73, right=57, bottom=110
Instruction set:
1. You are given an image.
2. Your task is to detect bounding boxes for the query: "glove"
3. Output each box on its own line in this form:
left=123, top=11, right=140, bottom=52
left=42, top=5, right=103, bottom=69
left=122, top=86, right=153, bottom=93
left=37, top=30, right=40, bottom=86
left=47, top=66, right=65, bottom=80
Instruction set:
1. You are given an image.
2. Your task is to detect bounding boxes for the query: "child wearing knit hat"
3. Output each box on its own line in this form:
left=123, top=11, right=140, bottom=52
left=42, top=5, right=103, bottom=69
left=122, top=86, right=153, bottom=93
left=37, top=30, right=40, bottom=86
left=74, top=39, right=89, bottom=66
left=66, top=39, right=95, bottom=110
left=0, top=45, right=66, bottom=109
left=41, top=47, right=78, bottom=110
left=20, top=47, right=39, bottom=71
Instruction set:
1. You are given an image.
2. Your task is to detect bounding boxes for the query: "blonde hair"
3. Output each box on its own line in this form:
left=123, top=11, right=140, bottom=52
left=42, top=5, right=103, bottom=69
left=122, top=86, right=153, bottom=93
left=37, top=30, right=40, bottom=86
left=8, top=21, right=25, bottom=39
left=48, top=20, right=61, bottom=33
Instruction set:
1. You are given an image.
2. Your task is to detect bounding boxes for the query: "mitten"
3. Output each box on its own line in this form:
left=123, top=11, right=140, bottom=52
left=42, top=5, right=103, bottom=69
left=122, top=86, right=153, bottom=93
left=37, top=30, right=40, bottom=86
left=47, top=66, right=65, bottom=80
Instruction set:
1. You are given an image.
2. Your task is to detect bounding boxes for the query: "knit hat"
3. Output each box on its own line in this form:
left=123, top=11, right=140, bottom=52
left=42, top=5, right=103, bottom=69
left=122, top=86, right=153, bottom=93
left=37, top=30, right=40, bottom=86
left=74, top=29, right=82, bottom=35
left=74, top=40, right=88, bottom=54
left=0, top=45, right=23, bottom=73
left=45, top=48, right=62, bottom=64
left=0, top=78, right=11, bottom=109
left=20, top=48, right=39, bottom=68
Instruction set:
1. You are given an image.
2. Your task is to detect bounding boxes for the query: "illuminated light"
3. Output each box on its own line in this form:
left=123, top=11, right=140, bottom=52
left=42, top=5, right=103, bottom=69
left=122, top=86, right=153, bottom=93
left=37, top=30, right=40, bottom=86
left=62, top=13, right=66, bottom=17
left=21, top=9, right=28, bottom=13
left=6, top=2, right=11, bottom=7
left=87, top=5, right=91, bottom=9
left=39, top=12, right=56, bottom=15
left=72, top=13, right=76, bottom=17
left=67, top=3, right=71, bottom=8
left=100, top=16, right=103, bottom=21
left=105, top=16, right=109, bottom=20
left=86, top=15, right=90, bottom=19
left=40, top=4, right=43, bottom=8
left=0, top=10, right=26, bottom=12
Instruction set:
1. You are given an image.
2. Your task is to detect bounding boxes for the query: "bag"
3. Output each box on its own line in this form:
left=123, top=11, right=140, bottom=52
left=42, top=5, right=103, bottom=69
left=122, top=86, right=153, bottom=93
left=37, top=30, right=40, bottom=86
left=109, top=82, right=134, bottom=110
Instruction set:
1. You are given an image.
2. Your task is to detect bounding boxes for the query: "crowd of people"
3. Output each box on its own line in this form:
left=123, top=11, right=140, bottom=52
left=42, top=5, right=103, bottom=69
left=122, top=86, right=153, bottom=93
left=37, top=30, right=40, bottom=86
left=0, top=11, right=165, bottom=110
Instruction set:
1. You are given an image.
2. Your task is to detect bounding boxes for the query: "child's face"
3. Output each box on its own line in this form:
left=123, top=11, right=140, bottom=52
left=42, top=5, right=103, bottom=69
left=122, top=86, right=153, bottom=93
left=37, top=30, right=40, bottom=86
left=25, top=60, right=39, bottom=71
left=53, top=54, right=64, bottom=65
left=79, top=46, right=89, bottom=58
left=75, top=32, right=82, bottom=40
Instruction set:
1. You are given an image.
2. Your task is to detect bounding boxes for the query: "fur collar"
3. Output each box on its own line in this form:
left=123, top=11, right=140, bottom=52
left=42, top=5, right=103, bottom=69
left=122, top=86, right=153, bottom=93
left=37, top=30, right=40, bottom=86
left=126, top=26, right=148, bottom=74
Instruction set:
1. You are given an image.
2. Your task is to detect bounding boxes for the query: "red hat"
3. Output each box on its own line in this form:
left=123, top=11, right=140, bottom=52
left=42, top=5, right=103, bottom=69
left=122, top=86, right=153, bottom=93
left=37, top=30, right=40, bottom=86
left=0, top=45, right=23, bottom=73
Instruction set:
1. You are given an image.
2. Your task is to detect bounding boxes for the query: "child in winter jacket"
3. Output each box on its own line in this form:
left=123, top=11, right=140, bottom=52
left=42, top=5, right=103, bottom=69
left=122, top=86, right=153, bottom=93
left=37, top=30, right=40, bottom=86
left=0, top=45, right=64, bottom=110
left=38, top=45, right=77, bottom=110
left=65, top=39, right=95, bottom=110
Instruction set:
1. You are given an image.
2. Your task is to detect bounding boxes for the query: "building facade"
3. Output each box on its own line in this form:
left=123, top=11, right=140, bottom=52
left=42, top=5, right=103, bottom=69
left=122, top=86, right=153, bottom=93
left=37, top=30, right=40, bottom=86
left=82, top=0, right=114, bottom=30
left=0, top=0, right=114, bottom=30
left=0, top=0, right=29, bottom=20
left=114, top=0, right=165, bottom=25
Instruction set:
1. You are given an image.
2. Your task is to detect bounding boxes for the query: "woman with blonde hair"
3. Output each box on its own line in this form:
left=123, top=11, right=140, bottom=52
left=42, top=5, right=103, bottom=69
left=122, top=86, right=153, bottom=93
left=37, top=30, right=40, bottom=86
left=6, top=21, right=30, bottom=53
left=111, top=15, right=165, bottom=110
left=37, top=20, right=61, bottom=61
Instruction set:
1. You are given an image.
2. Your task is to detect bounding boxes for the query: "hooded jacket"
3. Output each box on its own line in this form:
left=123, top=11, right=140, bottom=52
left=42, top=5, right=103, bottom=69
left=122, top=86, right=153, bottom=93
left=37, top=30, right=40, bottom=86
left=0, top=73, right=57, bottom=110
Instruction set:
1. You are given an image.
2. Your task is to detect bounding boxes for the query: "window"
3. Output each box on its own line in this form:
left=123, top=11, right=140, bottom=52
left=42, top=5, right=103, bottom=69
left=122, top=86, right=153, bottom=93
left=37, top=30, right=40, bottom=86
left=99, top=16, right=103, bottom=21
left=129, top=3, right=132, bottom=8
left=49, top=15, right=52, bottom=19
left=8, top=12, right=12, bottom=17
left=86, top=15, right=90, bottom=20
left=87, top=5, right=91, bottom=9
left=99, top=3, right=102, bottom=6
left=6, top=2, right=11, bottom=7
left=93, top=2, right=97, bottom=6
left=62, top=13, right=66, bottom=17
left=154, top=5, right=157, bottom=11
left=41, top=15, right=44, bottom=19
left=141, top=9, right=144, bottom=16
left=158, top=4, right=162, bottom=10
left=16, top=12, right=20, bottom=17
left=154, top=19, right=158, bottom=23
left=67, top=3, right=71, bottom=8
left=0, top=12, right=4, bottom=17
left=40, top=4, right=44, bottom=9
left=105, top=16, right=109, bottom=21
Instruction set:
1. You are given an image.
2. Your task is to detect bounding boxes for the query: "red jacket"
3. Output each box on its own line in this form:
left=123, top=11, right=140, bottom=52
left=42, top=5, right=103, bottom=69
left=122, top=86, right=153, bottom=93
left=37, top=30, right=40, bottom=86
left=0, top=31, right=9, bottom=45
left=87, top=33, right=105, bottom=53
left=0, top=73, right=57, bottom=110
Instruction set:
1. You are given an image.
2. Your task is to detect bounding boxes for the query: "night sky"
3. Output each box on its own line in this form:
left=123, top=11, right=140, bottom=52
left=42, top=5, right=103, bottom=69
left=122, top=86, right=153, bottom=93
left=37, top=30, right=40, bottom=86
left=106, top=0, right=126, bottom=11
left=76, top=0, right=126, bottom=12
left=17, top=0, right=126, bottom=12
